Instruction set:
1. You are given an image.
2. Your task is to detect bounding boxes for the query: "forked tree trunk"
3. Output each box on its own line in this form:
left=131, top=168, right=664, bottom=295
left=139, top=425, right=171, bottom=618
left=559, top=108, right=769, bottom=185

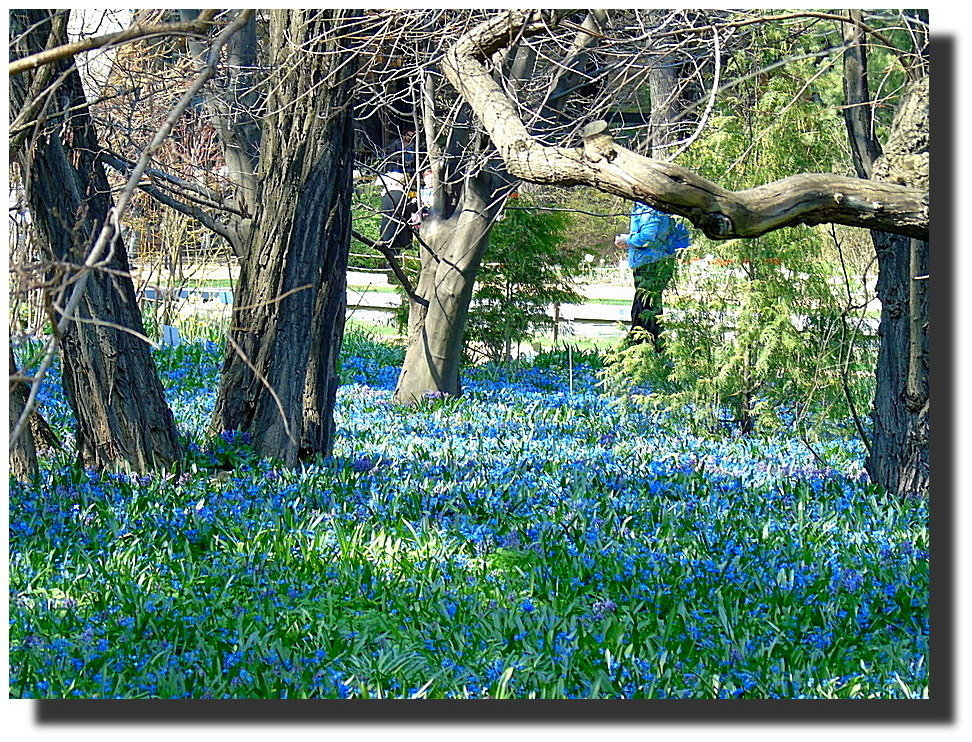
left=10, top=9, right=181, bottom=472
left=393, top=176, right=504, bottom=404
left=212, top=10, right=360, bottom=466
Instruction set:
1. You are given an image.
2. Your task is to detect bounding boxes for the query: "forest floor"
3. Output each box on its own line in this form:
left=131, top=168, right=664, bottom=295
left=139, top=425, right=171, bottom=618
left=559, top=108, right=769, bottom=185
left=9, top=332, right=927, bottom=699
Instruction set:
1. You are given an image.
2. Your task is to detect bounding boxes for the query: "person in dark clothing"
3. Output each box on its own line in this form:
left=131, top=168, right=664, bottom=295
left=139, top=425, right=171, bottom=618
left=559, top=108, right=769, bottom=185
left=378, top=171, right=417, bottom=255
left=614, top=202, right=690, bottom=349
left=382, top=128, right=418, bottom=176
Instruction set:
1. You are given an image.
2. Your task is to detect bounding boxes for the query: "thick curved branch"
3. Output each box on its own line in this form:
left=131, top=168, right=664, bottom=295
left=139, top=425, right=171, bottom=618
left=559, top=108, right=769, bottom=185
left=442, top=10, right=928, bottom=241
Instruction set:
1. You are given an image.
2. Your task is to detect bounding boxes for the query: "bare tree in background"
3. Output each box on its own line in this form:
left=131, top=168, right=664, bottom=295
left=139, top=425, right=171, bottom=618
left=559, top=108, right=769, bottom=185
left=384, top=11, right=517, bottom=403
left=370, top=10, right=724, bottom=402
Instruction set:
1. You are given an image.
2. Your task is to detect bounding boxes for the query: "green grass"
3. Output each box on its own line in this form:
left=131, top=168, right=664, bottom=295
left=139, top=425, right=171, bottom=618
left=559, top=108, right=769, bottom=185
left=585, top=297, right=631, bottom=306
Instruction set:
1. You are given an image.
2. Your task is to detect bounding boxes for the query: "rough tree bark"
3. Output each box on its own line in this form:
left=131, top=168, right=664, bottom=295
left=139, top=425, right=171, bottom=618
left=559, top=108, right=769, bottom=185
left=212, top=10, right=360, bottom=465
left=841, top=10, right=928, bottom=497
left=866, top=76, right=929, bottom=497
left=9, top=9, right=182, bottom=472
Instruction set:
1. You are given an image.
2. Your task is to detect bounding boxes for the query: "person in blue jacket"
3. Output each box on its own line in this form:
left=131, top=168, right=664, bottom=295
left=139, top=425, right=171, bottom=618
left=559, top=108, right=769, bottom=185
left=614, top=202, right=690, bottom=349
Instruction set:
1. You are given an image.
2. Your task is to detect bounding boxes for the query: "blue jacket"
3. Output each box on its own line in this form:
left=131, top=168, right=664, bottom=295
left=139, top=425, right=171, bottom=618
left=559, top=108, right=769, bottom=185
left=626, top=203, right=690, bottom=269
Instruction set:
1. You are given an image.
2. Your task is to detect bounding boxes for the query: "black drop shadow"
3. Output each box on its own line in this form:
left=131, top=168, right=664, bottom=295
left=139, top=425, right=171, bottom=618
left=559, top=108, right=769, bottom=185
left=30, top=698, right=951, bottom=725
left=31, top=35, right=955, bottom=731
left=926, top=33, right=956, bottom=724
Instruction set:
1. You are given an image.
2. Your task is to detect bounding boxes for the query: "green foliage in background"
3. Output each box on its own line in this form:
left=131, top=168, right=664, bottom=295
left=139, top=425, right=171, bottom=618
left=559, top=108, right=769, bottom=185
left=464, top=199, right=592, bottom=362
left=603, top=25, right=878, bottom=447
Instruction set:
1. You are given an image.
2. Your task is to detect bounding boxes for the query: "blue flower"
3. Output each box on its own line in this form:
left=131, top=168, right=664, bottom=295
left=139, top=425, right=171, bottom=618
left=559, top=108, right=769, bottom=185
left=591, top=598, right=617, bottom=619
left=804, top=627, right=834, bottom=650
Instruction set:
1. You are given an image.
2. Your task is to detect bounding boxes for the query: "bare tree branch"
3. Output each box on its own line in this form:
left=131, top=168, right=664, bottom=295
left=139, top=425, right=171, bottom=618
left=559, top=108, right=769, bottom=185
left=101, top=149, right=235, bottom=210
left=351, top=229, right=428, bottom=308
left=8, top=11, right=70, bottom=156
left=842, top=9, right=883, bottom=179
left=99, top=151, right=243, bottom=256
left=8, top=10, right=220, bottom=75
left=441, top=10, right=928, bottom=241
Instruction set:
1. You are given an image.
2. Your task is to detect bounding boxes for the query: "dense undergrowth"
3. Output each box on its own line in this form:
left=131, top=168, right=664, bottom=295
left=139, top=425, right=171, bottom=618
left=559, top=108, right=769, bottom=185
left=9, top=332, right=928, bottom=699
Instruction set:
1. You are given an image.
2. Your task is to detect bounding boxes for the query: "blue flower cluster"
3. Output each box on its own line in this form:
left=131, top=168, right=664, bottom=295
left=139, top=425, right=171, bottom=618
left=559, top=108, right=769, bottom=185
left=8, top=340, right=928, bottom=699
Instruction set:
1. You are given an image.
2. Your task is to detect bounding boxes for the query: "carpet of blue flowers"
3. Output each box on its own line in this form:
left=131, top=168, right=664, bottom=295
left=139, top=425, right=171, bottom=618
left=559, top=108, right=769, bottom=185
left=9, top=333, right=928, bottom=699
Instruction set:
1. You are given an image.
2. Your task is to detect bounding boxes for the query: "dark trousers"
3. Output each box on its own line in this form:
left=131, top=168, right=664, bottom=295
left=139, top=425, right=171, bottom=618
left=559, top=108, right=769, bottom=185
left=629, top=256, right=677, bottom=349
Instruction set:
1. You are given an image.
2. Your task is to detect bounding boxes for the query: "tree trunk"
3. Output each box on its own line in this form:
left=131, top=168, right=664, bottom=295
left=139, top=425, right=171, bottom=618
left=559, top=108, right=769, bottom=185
left=10, top=9, right=181, bottom=472
left=647, top=58, right=681, bottom=159
left=867, top=231, right=928, bottom=496
left=865, top=75, right=929, bottom=497
left=444, top=9, right=930, bottom=496
left=10, top=348, right=38, bottom=482
left=393, top=177, right=499, bottom=403
left=9, top=345, right=59, bottom=483
left=840, top=14, right=928, bottom=496
left=212, top=10, right=360, bottom=466
left=178, top=9, right=260, bottom=256
left=841, top=9, right=883, bottom=179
